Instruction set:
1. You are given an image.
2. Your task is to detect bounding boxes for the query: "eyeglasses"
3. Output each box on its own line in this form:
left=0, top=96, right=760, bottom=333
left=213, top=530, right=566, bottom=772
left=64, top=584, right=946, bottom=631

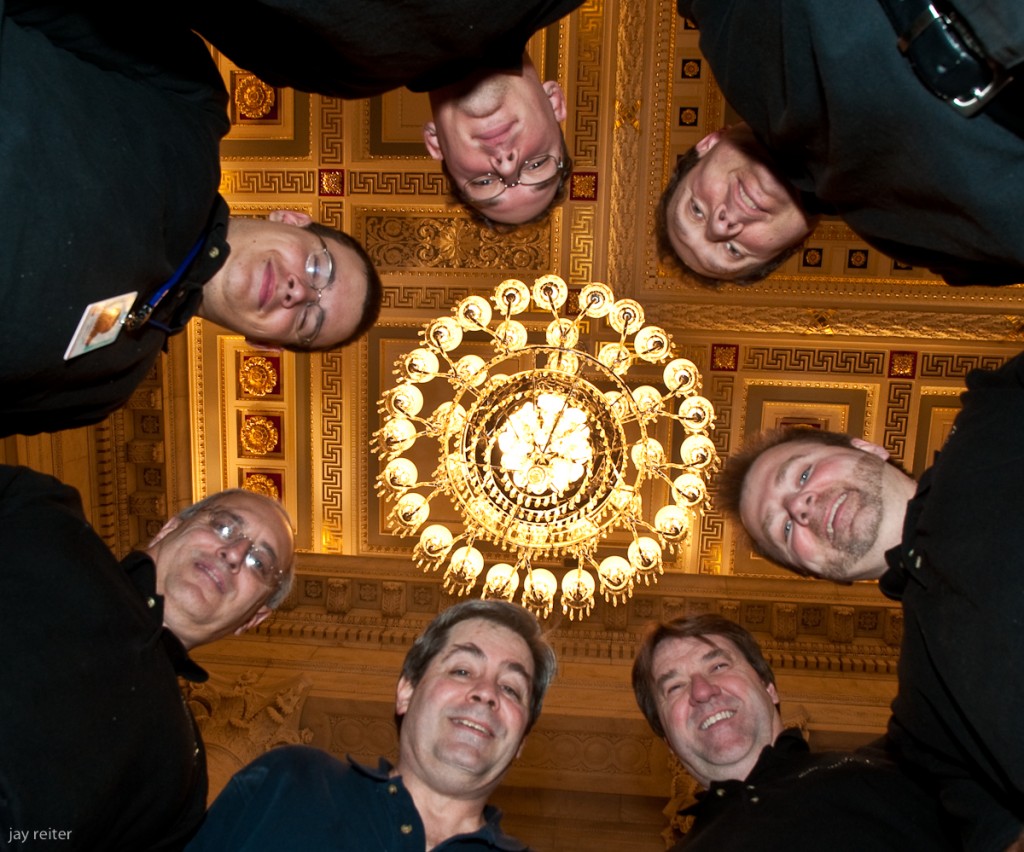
left=462, top=155, right=566, bottom=203
left=205, top=510, right=285, bottom=590
left=297, top=233, right=335, bottom=347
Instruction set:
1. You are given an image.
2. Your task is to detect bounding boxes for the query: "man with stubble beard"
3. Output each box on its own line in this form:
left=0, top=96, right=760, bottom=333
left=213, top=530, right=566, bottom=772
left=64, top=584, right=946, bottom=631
left=717, top=351, right=1024, bottom=850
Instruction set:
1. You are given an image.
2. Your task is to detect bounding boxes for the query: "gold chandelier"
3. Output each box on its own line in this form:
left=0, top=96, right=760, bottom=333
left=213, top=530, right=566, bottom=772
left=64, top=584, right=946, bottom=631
left=372, top=275, right=717, bottom=622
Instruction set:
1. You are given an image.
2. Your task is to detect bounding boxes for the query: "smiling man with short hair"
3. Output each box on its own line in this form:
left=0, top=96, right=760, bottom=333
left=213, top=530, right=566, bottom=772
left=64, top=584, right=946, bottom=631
left=719, top=351, right=1024, bottom=848
left=424, top=57, right=571, bottom=229
left=631, top=614, right=954, bottom=851
left=0, top=5, right=383, bottom=438
left=662, top=0, right=1024, bottom=287
left=186, top=599, right=557, bottom=851
left=658, top=124, right=815, bottom=285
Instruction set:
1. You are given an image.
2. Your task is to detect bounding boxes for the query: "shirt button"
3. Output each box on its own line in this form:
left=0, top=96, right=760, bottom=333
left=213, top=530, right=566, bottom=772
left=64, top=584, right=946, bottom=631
left=715, top=788, right=726, bottom=797
left=146, top=596, right=156, bottom=609
left=750, top=796, right=760, bottom=803
left=387, top=784, right=398, bottom=795
left=400, top=824, right=413, bottom=835
left=208, top=246, right=220, bottom=259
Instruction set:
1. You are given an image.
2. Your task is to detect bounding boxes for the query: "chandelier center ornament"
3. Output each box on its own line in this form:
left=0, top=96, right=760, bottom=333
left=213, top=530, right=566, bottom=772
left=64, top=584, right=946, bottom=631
left=372, top=275, right=718, bottom=623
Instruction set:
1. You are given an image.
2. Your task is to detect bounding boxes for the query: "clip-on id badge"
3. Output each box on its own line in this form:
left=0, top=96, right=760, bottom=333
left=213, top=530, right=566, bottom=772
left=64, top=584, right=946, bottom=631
left=63, top=292, right=138, bottom=361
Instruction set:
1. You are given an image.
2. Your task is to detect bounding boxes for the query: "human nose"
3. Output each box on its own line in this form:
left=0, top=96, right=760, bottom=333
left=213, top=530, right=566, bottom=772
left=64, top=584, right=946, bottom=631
left=469, top=677, right=499, bottom=708
left=783, top=489, right=814, bottom=526
left=279, top=275, right=305, bottom=307
left=689, top=674, right=720, bottom=704
left=218, top=537, right=251, bottom=573
left=491, top=150, right=519, bottom=180
left=708, top=204, right=742, bottom=239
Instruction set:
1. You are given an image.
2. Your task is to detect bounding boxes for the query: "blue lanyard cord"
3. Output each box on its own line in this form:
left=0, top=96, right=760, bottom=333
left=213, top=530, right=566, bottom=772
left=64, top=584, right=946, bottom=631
left=123, top=235, right=207, bottom=331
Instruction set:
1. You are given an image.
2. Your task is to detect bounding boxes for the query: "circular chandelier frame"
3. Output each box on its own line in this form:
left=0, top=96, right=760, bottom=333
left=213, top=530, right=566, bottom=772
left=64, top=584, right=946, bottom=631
left=372, top=276, right=718, bottom=621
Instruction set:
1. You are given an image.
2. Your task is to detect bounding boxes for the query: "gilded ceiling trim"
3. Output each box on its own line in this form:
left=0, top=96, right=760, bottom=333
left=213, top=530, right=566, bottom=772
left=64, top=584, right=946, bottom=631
left=319, top=96, right=344, bottom=166
left=569, top=0, right=604, bottom=169
left=646, top=300, right=1024, bottom=340
left=219, top=169, right=317, bottom=194
left=607, top=0, right=647, bottom=290
left=354, top=205, right=557, bottom=272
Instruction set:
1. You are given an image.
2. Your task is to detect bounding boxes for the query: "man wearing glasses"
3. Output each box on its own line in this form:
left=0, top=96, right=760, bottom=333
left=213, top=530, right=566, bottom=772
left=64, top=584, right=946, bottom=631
left=0, top=465, right=295, bottom=850
left=3, top=205, right=383, bottom=437
left=423, top=56, right=572, bottom=229
left=176, top=1, right=580, bottom=229
left=1, top=6, right=383, bottom=439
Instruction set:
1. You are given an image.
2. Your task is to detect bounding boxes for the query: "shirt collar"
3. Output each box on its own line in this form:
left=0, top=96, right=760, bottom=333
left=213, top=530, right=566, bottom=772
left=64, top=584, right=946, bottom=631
left=120, top=551, right=209, bottom=683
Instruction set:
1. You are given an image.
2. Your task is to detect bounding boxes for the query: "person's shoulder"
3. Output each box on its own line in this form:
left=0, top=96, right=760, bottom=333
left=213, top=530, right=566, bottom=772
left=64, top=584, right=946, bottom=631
left=250, top=744, right=348, bottom=777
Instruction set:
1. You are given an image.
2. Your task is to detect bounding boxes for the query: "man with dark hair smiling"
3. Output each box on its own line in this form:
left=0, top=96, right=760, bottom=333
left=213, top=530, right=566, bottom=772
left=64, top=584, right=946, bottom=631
left=178, top=0, right=581, bottom=228
left=0, top=466, right=296, bottom=850
left=656, top=125, right=816, bottom=287
left=0, top=4, right=383, bottom=438
left=186, top=599, right=557, bottom=851
left=663, top=0, right=1024, bottom=286
left=631, top=614, right=953, bottom=851
left=719, top=350, right=1024, bottom=849
left=423, top=57, right=572, bottom=229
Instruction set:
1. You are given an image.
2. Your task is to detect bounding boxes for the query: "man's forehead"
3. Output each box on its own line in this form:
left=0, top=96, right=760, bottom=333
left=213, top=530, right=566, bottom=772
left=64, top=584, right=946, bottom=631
left=655, top=633, right=735, bottom=671
left=209, top=494, right=291, bottom=542
left=442, top=619, right=534, bottom=672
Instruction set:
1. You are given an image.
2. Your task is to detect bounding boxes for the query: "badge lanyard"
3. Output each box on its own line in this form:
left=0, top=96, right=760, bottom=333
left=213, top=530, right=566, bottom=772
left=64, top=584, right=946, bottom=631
left=123, top=235, right=207, bottom=331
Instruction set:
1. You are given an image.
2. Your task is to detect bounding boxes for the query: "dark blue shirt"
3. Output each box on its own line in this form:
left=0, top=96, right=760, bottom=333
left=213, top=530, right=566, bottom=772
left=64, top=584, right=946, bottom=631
left=187, top=746, right=531, bottom=852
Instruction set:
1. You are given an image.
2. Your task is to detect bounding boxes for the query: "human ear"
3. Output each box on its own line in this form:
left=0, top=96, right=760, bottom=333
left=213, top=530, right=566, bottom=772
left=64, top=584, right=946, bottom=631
left=542, top=80, right=567, bottom=122
left=268, top=209, right=313, bottom=227
left=242, top=338, right=281, bottom=352
left=422, top=122, right=443, bottom=161
left=849, top=437, right=890, bottom=461
left=395, top=675, right=415, bottom=716
left=147, top=515, right=183, bottom=547
left=234, top=606, right=272, bottom=636
left=694, top=130, right=723, bottom=157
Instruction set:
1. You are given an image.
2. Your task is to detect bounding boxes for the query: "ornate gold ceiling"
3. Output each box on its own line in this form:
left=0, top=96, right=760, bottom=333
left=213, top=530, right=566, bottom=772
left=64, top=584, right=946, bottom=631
left=5, top=3, right=1022, bottom=849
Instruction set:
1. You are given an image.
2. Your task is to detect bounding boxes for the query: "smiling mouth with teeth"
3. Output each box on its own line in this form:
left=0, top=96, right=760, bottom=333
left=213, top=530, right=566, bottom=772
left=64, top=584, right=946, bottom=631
left=700, top=709, right=735, bottom=730
left=826, top=493, right=849, bottom=539
left=738, top=183, right=760, bottom=211
left=454, top=718, right=491, bottom=736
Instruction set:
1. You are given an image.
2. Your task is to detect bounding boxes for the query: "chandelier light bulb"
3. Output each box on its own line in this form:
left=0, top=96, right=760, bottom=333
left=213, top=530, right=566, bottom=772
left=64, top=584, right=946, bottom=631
left=383, top=384, right=424, bottom=417
left=663, top=358, right=699, bottom=394
left=597, top=555, right=635, bottom=605
left=392, top=493, right=430, bottom=531
left=425, top=316, right=464, bottom=352
left=455, top=295, right=493, bottom=329
left=492, top=279, right=531, bottom=316
left=521, top=568, right=558, bottom=618
left=628, top=537, right=665, bottom=584
left=560, top=568, right=596, bottom=621
left=482, top=562, right=520, bottom=601
left=380, top=457, right=419, bottom=491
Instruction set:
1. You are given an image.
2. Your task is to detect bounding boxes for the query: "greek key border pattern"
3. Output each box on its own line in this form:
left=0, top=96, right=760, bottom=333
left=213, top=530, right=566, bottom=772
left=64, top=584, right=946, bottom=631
left=569, top=206, right=596, bottom=283
left=918, top=352, right=1009, bottom=379
left=220, top=169, right=316, bottom=195
left=572, top=0, right=604, bottom=167
left=744, top=347, right=887, bottom=375
left=319, top=97, right=344, bottom=166
left=319, top=351, right=346, bottom=537
left=883, top=381, right=913, bottom=467
left=347, top=171, right=447, bottom=196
